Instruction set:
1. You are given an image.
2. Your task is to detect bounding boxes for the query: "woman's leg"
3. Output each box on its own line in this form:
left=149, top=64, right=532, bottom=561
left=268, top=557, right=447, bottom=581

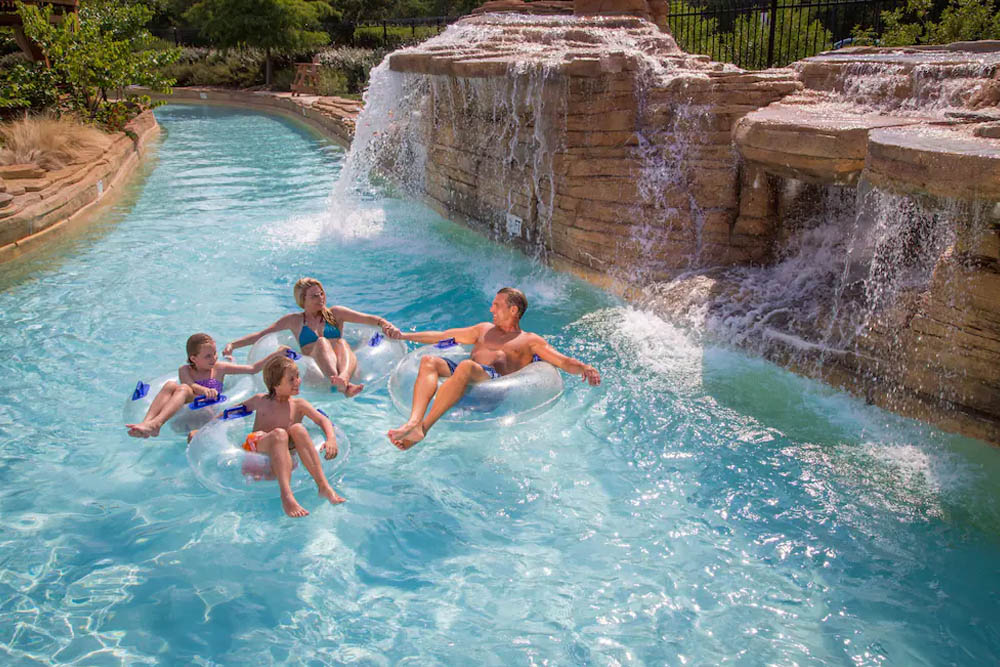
left=333, top=338, right=363, bottom=397
left=288, top=423, right=344, bottom=504
left=304, top=337, right=346, bottom=392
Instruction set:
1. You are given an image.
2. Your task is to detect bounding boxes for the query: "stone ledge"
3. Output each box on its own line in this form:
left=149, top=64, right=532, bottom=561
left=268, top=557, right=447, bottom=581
left=139, top=87, right=359, bottom=147
left=0, top=110, right=160, bottom=264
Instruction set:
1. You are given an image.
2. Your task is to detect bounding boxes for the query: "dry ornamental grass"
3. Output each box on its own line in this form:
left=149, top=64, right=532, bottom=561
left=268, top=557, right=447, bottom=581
left=0, top=115, right=112, bottom=171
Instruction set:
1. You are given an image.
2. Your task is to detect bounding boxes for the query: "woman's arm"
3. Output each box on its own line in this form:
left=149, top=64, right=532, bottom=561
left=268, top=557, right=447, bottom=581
left=222, top=314, right=296, bottom=358
left=329, top=306, right=400, bottom=337
left=400, top=323, right=483, bottom=345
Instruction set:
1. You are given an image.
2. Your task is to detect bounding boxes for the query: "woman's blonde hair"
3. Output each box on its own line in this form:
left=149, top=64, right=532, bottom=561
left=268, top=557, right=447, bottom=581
left=263, top=355, right=297, bottom=398
left=293, top=277, right=338, bottom=328
left=185, top=333, right=214, bottom=367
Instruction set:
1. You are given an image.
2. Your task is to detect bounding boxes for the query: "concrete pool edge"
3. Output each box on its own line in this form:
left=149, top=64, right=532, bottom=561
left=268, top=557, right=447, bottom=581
left=0, top=111, right=161, bottom=265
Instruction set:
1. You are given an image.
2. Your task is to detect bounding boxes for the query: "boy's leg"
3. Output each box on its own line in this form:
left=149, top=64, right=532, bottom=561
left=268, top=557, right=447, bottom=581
left=127, top=382, right=193, bottom=438
left=288, top=423, right=344, bottom=505
left=255, top=428, right=308, bottom=517
left=333, top=339, right=363, bottom=397
left=388, top=356, right=455, bottom=448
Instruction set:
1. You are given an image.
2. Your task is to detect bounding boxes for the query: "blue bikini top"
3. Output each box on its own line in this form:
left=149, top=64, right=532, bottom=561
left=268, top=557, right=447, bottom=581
left=298, top=314, right=341, bottom=347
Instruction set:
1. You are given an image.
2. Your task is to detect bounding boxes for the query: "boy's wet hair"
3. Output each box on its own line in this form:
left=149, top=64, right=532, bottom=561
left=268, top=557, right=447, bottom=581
left=263, top=355, right=297, bottom=397
left=186, top=333, right=214, bottom=367
left=497, top=287, right=528, bottom=319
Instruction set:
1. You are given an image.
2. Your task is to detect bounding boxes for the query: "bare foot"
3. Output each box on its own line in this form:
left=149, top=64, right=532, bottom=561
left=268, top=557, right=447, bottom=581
left=319, top=484, right=345, bottom=505
left=388, top=422, right=425, bottom=450
left=126, top=422, right=154, bottom=438
left=330, top=376, right=348, bottom=393
left=281, top=492, right=309, bottom=518
left=387, top=420, right=418, bottom=443
left=344, top=382, right=364, bottom=398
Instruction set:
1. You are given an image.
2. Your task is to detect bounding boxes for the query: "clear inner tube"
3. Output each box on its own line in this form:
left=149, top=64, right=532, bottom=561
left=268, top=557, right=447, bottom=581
left=388, top=340, right=564, bottom=424
left=247, top=324, right=407, bottom=389
left=123, top=371, right=256, bottom=434
left=186, top=408, right=350, bottom=495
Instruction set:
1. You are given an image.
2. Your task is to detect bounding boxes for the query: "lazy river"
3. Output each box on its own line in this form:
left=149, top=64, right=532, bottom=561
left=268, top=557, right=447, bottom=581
left=0, top=104, right=998, bottom=664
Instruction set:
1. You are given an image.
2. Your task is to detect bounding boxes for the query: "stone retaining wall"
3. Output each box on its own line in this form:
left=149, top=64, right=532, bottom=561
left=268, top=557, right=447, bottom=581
left=0, top=110, right=160, bottom=264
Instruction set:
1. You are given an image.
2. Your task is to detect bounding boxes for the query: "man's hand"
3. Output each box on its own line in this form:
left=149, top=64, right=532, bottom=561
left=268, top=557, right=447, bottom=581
left=222, top=342, right=234, bottom=359
left=581, top=365, right=601, bottom=386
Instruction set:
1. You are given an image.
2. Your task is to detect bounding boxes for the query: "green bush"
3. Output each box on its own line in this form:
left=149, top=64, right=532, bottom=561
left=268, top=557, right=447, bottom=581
left=352, top=24, right=442, bottom=49
left=315, top=46, right=384, bottom=93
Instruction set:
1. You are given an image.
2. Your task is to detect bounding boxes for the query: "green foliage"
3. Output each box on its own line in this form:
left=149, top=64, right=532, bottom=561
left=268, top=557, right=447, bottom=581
left=184, top=0, right=332, bottom=53
left=0, top=62, right=59, bottom=113
left=858, top=0, right=1000, bottom=47
left=10, top=0, right=178, bottom=126
left=351, top=23, right=442, bottom=49
left=314, top=46, right=385, bottom=92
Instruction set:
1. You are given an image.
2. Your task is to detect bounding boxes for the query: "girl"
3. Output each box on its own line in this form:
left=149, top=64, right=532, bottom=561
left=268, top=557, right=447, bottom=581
left=222, top=277, right=401, bottom=397
left=126, top=333, right=285, bottom=438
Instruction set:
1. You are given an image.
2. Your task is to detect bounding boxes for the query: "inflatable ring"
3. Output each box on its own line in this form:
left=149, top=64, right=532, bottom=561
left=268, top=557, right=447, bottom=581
left=123, top=372, right=256, bottom=434
left=388, top=338, right=564, bottom=424
left=185, top=405, right=350, bottom=495
left=247, top=324, right=407, bottom=389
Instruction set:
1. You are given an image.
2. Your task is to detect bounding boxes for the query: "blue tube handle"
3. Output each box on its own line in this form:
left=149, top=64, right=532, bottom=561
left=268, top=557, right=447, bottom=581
left=434, top=337, right=457, bottom=349
left=532, top=354, right=542, bottom=363
left=222, top=405, right=252, bottom=420
left=369, top=332, right=384, bottom=347
left=284, top=348, right=302, bottom=361
left=190, top=393, right=227, bottom=410
left=131, top=381, right=150, bottom=401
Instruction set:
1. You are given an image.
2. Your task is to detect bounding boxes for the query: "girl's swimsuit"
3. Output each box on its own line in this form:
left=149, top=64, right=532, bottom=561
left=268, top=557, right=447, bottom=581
left=298, top=314, right=342, bottom=347
left=195, top=377, right=224, bottom=393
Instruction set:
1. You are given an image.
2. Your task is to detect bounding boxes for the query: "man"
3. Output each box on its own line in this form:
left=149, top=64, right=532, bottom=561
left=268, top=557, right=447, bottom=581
left=387, top=287, right=601, bottom=449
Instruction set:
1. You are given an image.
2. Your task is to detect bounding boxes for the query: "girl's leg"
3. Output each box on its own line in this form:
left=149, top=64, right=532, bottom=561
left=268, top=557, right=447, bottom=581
left=333, top=338, right=363, bottom=397
left=288, top=423, right=344, bottom=505
left=388, top=356, right=452, bottom=448
left=256, top=428, right=307, bottom=517
left=127, top=382, right=193, bottom=438
left=305, top=338, right=346, bottom=392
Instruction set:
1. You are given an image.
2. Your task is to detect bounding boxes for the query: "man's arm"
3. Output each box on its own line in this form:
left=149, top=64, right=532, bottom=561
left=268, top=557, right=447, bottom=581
left=401, top=323, right=484, bottom=346
left=530, top=336, right=601, bottom=386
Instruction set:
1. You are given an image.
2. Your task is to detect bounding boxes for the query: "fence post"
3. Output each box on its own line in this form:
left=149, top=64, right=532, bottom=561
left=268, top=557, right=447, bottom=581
left=383, top=21, right=387, bottom=41
left=766, top=0, right=779, bottom=68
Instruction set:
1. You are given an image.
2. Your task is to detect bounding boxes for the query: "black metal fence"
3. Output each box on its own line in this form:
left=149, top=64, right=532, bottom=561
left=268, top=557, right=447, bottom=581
left=667, top=0, right=904, bottom=69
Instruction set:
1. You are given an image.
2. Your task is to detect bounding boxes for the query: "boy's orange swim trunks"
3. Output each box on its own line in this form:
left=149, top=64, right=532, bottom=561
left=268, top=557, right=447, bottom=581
left=242, top=431, right=265, bottom=452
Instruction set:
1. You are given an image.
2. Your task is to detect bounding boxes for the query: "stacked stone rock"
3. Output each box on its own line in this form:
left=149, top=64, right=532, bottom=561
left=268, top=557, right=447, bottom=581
left=733, top=45, right=1000, bottom=443
left=389, top=14, right=799, bottom=288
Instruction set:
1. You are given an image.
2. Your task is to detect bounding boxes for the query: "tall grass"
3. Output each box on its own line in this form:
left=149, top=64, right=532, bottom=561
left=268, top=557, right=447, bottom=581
left=0, top=115, right=112, bottom=170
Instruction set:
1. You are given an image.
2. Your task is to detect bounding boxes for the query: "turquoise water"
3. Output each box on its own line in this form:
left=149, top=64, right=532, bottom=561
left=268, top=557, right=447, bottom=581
left=1, top=104, right=999, bottom=664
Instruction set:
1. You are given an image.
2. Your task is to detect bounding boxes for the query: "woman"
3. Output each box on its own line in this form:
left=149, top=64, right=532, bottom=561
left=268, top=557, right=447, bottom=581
left=223, top=277, right=401, bottom=397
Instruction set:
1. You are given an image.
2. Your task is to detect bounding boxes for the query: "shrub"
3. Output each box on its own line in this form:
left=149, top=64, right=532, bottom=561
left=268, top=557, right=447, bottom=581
left=0, top=115, right=112, bottom=170
left=314, top=46, right=384, bottom=93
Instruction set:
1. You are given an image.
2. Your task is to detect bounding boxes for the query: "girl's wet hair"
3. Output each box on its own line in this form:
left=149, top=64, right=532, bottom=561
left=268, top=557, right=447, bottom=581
left=293, top=277, right=339, bottom=328
left=186, top=333, right=214, bottom=367
left=263, top=355, right=297, bottom=397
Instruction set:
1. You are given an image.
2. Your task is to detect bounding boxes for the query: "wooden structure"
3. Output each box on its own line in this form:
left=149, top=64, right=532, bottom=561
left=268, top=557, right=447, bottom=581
left=291, top=59, right=321, bottom=96
left=0, top=0, right=79, bottom=62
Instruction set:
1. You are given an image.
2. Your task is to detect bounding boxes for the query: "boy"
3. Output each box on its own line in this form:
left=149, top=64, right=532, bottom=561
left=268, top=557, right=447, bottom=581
left=241, top=355, right=345, bottom=517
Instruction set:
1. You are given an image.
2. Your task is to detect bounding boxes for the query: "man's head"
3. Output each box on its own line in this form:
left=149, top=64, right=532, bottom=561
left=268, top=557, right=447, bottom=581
left=491, top=287, right=527, bottom=326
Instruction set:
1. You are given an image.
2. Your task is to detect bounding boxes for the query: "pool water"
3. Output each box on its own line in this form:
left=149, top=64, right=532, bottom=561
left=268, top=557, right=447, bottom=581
left=1, top=104, right=998, bottom=664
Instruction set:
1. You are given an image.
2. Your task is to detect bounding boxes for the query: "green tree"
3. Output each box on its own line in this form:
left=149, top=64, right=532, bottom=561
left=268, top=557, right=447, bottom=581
left=185, top=0, right=332, bottom=84
left=12, top=0, right=178, bottom=124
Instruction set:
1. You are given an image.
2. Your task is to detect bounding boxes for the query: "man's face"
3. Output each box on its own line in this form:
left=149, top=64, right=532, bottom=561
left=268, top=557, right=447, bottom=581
left=490, top=293, right=517, bottom=325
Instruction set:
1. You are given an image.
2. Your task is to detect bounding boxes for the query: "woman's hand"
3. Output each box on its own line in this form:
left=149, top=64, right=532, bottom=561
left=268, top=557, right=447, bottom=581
left=380, top=319, right=402, bottom=339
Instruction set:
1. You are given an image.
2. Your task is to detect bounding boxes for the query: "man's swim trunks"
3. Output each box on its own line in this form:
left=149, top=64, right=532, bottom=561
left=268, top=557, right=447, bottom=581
left=442, top=357, right=500, bottom=380
left=242, top=430, right=265, bottom=452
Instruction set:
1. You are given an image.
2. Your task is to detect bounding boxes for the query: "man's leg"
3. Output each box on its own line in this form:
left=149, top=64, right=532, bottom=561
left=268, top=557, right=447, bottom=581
left=392, top=359, right=489, bottom=450
left=388, top=355, right=453, bottom=447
